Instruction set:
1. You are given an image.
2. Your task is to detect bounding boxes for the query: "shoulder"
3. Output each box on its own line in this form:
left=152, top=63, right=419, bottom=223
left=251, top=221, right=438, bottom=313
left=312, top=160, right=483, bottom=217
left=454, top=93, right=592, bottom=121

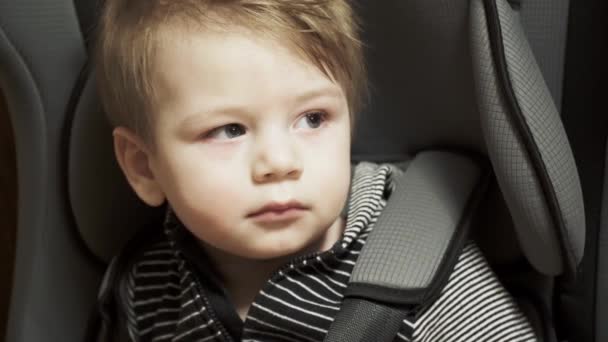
left=350, top=161, right=404, bottom=196
left=115, top=225, right=178, bottom=308
left=108, top=223, right=172, bottom=289
left=95, top=223, right=174, bottom=338
left=98, top=222, right=170, bottom=298
left=414, top=241, right=537, bottom=342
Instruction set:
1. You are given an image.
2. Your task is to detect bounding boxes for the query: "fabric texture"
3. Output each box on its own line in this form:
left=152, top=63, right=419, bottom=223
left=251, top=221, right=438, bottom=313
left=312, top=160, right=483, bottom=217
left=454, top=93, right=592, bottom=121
left=323, top=298, right=411, bottom=342
left=517, top=0, right=569, bottom=111
left=350, top=152, right=481, bottom=290
left=495, top=0, right=585, bottom=269
left=470, top=0, right=585, bottom=275
left=108, top=162, right=536, bottom=341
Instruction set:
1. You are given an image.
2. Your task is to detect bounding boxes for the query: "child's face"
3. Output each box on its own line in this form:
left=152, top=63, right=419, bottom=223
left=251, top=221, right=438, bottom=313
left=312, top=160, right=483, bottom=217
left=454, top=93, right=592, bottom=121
left=146, top=29, right=352, bottom=260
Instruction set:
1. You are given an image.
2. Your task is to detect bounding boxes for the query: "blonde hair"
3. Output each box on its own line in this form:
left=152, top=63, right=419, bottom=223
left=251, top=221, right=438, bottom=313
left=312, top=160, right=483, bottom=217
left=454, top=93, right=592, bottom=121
left=94, top=0, right=366, bottom=146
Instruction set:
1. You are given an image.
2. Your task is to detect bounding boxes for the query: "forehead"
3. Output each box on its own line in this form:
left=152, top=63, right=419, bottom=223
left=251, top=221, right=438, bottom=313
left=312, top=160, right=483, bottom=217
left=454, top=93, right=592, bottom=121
left=151, top=28, right=345, bottom=120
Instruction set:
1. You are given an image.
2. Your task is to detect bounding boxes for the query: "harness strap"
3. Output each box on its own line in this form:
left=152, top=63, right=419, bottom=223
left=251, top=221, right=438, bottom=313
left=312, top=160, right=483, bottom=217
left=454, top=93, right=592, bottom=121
left=325, top=151, right=489, bottom=342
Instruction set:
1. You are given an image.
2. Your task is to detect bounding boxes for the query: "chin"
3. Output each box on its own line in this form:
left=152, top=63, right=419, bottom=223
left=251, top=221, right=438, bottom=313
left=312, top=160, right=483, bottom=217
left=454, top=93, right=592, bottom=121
left=239, top=220, right=333, bottom=261
left=254, top=246, right=303, bottom=261
left=245, top=239, right=311, bottom=261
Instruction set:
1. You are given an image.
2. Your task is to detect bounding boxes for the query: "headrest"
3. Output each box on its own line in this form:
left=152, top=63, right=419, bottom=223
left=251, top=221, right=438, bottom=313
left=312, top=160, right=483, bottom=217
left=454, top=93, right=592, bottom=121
left=350, top=0, right=584, bottom=275
left=470, top=0, right=584, bottom=276
left=69, top=74, right=163, bottom=262
left=69, top=0, right=584, bottom=277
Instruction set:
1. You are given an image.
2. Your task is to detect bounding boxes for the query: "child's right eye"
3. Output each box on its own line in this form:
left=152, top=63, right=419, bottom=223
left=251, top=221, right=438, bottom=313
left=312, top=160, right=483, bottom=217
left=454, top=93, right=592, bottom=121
left=203, top=123, right=246, bottom=140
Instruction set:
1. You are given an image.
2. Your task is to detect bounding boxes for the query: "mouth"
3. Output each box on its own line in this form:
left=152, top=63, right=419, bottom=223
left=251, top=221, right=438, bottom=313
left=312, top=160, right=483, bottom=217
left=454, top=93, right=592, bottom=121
left=247, top=200, right=309, bottom=222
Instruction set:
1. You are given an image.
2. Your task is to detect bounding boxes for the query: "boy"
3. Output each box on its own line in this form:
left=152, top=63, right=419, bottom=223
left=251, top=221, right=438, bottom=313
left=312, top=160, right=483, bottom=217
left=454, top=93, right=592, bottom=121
left=93, top=0, right=537, bottom=341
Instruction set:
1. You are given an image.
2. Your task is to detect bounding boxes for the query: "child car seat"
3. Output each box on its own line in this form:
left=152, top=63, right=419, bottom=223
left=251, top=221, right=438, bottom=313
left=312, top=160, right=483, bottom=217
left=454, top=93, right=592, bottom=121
left=0, top=0, right=587, bottom=341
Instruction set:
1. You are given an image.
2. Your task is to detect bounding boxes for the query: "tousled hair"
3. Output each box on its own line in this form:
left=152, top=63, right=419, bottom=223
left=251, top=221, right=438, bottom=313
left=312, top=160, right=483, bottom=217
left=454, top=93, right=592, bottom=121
left=95, top=0, right=366, bottom=146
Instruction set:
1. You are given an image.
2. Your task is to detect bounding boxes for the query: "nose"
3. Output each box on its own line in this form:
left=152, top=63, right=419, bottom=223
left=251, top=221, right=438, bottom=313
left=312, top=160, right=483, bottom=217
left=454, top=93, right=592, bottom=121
left=252, top=132, right=302, bottom=183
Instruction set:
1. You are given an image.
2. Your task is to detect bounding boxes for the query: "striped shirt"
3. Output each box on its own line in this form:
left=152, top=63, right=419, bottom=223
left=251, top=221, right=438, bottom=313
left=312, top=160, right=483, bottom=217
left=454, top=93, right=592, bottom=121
left=118, top=162, right=536, bottom=341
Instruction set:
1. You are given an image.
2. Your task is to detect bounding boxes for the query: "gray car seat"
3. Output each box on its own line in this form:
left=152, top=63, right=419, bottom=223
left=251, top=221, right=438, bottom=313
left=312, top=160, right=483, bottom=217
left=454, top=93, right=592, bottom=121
left=0, top=0, right=586, bottom=341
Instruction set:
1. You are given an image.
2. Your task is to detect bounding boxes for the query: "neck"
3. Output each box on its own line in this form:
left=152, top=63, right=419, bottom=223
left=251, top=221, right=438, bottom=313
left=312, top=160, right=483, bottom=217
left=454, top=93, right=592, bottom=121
left=202, top=216, right=345, bottom=320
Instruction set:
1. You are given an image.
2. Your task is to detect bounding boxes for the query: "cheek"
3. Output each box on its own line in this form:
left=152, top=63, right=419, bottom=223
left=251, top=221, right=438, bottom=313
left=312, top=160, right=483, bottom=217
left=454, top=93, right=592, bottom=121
left=163, top=161, right=251, bottom=246
left=310, top=120, right=351, bottom=167
left=304, top=125, right=351, bottom=208
left=161, top=152, right=249, bottom=219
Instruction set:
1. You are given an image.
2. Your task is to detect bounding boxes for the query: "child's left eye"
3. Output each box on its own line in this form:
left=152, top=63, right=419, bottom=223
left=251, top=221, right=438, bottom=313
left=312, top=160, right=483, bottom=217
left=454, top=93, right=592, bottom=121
left=295, top=111, right=327, bottom=130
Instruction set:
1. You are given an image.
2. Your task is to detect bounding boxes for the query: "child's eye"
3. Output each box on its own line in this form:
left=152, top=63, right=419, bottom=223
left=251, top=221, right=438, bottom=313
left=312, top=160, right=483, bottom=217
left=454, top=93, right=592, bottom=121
left=295, top=111, right=327, bottom=130
left=204, top=123, right=246, bottom=140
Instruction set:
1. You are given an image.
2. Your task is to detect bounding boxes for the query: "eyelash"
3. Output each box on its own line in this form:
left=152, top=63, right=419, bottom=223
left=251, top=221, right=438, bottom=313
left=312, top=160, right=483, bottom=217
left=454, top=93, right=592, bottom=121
left=201, top=123, right=244, bottom=140
left=299, top=110, right=329, bottom=129
left=201, top=110, right=329, bottom=140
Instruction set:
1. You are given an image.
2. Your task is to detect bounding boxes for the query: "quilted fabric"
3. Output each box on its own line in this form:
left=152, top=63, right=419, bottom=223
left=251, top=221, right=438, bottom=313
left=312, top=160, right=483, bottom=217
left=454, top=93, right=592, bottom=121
left=470, top=0, right=584, bottom=274
left=350, top=152, right=480, bottom=289
left=518, top=0, right=569, bottom=110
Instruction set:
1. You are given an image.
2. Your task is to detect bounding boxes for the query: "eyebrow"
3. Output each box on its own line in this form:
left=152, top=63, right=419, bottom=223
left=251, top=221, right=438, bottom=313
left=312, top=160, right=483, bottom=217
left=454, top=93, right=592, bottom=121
left=177, top=85, right=343, bottom=130
left=293, top=85, right=343, bottom=104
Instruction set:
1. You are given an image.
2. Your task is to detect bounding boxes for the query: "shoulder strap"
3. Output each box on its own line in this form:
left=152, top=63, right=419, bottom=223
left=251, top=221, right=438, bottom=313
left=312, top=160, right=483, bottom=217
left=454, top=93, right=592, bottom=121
left=324, top=151, right=490, bottom=342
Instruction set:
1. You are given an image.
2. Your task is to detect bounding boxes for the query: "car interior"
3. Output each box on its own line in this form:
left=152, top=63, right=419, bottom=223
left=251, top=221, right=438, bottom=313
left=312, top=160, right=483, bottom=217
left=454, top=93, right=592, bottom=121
left=0, top=0, right=607, bottom=341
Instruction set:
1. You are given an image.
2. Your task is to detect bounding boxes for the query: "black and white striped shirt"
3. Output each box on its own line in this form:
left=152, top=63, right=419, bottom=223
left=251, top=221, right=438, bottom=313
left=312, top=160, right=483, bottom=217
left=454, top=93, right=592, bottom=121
left=117, top=162, right=536, bottom=341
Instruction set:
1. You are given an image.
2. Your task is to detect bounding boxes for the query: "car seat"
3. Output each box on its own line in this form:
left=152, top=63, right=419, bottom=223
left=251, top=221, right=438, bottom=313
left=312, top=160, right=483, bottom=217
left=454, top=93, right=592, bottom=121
left=0, top=0, right=587, bottom=341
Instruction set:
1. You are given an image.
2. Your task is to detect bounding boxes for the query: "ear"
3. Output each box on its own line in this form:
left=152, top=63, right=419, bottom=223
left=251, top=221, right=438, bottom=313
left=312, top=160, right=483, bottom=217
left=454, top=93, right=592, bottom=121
left=112, top=127, right=166, bottom=207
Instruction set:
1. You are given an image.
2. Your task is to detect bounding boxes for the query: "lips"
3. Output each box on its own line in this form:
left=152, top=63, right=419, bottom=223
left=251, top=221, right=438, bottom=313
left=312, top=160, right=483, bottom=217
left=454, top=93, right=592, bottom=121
left=247, top=200, right=309, bottom=221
